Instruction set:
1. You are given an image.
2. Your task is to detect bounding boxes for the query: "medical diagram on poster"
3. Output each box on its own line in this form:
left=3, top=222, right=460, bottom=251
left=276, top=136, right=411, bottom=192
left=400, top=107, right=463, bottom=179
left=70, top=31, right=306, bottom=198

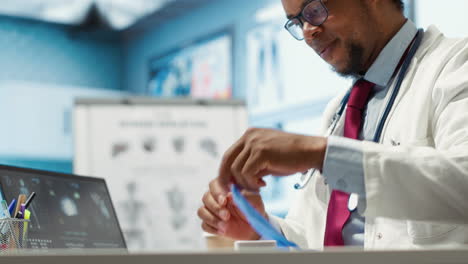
left=73, top=99, right=247, bottom=251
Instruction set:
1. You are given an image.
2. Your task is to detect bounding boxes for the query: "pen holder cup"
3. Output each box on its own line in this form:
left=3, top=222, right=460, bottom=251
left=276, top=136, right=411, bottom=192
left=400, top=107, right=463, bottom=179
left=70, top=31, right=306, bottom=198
left=0, top=218, right=30, bottom=252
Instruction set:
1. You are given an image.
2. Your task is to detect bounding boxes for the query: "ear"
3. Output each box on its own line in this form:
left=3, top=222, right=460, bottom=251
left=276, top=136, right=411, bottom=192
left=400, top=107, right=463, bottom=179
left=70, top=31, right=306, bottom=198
left=364, top=0, right=390, bottom=17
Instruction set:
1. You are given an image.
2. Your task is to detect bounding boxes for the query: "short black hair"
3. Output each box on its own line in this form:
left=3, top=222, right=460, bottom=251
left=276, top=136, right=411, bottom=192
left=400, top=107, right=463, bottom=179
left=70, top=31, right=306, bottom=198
left=394, top=0, right=404, bottom=11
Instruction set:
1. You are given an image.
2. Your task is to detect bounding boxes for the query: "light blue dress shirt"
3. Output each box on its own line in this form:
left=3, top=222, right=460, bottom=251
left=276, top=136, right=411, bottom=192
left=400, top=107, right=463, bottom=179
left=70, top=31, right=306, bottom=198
left=321, top=20, right=418, bottom=246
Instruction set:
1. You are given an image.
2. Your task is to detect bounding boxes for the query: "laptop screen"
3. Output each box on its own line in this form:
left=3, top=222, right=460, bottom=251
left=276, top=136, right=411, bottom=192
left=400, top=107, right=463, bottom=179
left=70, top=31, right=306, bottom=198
left=0, top=165, right=126, bottom=249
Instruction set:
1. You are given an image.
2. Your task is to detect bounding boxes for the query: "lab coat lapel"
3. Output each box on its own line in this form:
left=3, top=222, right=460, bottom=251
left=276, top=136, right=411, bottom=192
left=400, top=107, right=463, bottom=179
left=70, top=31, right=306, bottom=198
left=378, top=26, right=444, bottom=142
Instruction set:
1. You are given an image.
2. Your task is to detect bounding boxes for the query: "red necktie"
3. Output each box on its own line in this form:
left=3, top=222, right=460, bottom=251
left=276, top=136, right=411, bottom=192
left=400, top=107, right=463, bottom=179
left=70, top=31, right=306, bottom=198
left=323, top=79, right=374, bottom=246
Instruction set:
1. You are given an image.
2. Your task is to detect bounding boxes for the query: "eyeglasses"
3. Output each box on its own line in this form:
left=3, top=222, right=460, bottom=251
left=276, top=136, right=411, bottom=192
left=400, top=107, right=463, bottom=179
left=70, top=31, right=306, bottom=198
left=284, top=0, right=329, bottom=41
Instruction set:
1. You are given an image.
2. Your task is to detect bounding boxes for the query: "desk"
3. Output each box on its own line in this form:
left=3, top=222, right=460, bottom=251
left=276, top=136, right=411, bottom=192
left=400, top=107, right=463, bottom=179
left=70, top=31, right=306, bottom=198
left=1, top=248, right=468, bottom=264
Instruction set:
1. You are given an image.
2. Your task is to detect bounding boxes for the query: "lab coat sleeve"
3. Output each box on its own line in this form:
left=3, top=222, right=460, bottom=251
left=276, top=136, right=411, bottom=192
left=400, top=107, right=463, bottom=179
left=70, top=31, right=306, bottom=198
left=322, top=135, right=366, bottom=197
left=362, top=50, right=468, bottom=224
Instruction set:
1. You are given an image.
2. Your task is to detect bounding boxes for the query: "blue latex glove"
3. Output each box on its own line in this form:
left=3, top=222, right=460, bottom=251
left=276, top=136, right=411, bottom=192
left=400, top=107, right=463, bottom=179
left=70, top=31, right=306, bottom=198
left=230, top=184, right=299, bottom=248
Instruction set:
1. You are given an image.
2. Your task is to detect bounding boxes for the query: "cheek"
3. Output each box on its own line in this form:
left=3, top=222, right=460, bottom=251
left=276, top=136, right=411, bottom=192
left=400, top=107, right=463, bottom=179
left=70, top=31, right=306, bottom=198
left=329, top=40, right=350, bottom=68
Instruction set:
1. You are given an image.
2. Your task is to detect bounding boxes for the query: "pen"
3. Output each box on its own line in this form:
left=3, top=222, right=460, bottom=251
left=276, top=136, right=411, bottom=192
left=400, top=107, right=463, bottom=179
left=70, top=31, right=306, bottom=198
left=23, top=192, right=36, bottom=210
left=16, top=204, right=26, bottom=246
left=17, top=204, right=26, bottom=219
left=22, top=209, right=31, bottom=246
left=14, top=195, right=27, bottom=219
left=8, top=199, right=16, bottom=216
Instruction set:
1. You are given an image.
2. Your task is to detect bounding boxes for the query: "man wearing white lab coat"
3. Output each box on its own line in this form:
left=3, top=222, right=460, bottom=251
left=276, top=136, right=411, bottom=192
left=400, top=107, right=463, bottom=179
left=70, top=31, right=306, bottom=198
left=198, top=0, right=468, bottom=249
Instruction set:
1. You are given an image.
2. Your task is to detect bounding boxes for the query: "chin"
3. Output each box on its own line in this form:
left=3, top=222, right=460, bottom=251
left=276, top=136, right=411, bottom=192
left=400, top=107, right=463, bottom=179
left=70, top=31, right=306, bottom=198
left=332, top=64, right=360, bottom=79
left=329, top=61, right=346, bottom=74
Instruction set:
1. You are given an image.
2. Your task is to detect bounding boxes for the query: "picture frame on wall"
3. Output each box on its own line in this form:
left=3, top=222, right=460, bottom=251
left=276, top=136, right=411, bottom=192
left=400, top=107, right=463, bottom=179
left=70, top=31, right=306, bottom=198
left=147, top=29, right=234, bottom=99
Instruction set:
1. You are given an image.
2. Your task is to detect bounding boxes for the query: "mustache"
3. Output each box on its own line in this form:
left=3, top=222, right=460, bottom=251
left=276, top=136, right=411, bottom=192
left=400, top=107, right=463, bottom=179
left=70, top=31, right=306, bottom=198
left=305, top=37, right=336, bottom=55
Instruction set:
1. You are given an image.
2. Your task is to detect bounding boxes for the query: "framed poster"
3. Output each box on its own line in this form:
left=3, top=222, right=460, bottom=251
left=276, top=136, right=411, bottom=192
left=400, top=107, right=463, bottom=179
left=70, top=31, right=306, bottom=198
left=147, top=30, right=233, bottom=99
left=74, top=98, right=247, bottom=251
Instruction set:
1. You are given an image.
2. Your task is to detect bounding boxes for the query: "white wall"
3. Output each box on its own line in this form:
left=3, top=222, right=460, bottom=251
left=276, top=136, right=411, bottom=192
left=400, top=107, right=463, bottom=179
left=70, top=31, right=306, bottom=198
left=0, top=80, right=127, bottom=159
left=415, top=0, right=468, bottom=38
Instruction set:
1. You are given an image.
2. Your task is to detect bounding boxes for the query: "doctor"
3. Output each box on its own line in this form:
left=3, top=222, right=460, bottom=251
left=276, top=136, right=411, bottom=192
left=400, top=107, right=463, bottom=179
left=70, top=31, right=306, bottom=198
left=198, top=0, right=468, bottom=249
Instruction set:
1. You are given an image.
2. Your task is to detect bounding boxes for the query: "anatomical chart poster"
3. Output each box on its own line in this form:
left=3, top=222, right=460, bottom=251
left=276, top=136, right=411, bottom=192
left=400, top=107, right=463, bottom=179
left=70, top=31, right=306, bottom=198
left=74, top=101, right=247, bottom=251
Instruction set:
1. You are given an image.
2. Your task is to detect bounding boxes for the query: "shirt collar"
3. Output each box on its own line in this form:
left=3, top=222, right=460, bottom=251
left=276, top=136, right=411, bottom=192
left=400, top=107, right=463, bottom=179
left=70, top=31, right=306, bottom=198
left=363, top=19, right=418, bottom=88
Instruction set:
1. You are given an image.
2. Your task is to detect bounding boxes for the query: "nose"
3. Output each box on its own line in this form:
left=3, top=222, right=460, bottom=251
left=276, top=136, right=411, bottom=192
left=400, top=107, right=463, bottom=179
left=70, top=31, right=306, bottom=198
left=303, top=21, right=321, bottom=39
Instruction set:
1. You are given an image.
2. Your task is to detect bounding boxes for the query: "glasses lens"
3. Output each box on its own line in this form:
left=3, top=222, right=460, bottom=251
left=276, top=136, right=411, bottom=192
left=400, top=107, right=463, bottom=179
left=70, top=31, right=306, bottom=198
left=302, top=1, right=327, bottom=26
left=285, top=19, right=304, bottom=40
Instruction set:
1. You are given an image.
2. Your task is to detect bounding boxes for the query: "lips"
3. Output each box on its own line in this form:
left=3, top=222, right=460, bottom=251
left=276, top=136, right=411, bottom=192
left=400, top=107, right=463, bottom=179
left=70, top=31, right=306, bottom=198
left=319, top=45, right=329, bottom=56
left=318, top=40, right=337, bottom=60
left=305, top=36, right=338, bottom=61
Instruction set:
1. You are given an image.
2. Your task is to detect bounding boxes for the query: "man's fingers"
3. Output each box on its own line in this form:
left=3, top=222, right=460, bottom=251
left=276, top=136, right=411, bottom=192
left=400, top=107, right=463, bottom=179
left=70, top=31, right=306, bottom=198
left=202, top=192, right=231, bottom=221
left=258, top=178, right=267, bottom=187
left=226, top=194, right=247, bottom=223
left=197, top=206, right=224, bottom=230
left=209, top=179, right=233, bottom=209
left=230, top=148, right=251, bottom=189
left=201, top=222, right=219, bottom=235
left=240, top=151, right=268, bottom=190
left=218, top=139, right=245, bottom=188
left=202, top=191, right=230, bottom=221
left=241, top=151, right=262, bottom=179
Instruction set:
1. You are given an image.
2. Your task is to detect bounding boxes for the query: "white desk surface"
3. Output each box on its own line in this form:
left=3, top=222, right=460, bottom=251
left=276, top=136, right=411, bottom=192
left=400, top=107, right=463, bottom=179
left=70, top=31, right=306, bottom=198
left=2, top=248, right=468, bottom=264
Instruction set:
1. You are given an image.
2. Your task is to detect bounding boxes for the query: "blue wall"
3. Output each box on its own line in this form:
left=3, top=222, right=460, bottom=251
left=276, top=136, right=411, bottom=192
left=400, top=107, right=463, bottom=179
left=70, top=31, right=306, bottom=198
left=0, top=0, right=278, bottom=173
left=0, top=15, right=123, bottom=173
left=123, top=0, right=275, bottom=98
left=0, top=15, right=122, bottom=90
left=0, top=157, right=72, bottom=174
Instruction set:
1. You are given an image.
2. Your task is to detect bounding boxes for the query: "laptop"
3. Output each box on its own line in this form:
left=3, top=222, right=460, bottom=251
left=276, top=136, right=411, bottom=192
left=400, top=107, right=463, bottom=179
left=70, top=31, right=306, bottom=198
left=0, top=165, right=126, bottom=249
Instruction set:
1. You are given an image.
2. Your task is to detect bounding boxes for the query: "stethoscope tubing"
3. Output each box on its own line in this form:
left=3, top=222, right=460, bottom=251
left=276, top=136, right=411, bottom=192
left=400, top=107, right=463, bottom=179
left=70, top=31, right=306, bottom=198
left=295, top=29, right=424, bottom=190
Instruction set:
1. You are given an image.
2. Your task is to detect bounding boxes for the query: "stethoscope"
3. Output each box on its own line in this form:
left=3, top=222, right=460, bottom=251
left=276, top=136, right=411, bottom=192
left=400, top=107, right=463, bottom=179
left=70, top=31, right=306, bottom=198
left=294, top=28, right=425, bottom=190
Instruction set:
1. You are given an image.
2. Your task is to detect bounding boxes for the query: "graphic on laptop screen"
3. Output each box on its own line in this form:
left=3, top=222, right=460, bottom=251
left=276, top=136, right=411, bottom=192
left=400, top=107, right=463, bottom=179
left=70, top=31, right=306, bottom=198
left=0, top=166, right=126, bottom=249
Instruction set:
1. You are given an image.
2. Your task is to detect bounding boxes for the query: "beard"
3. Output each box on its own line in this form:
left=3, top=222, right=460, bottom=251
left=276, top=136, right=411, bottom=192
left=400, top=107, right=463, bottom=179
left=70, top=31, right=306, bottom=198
left=333, top=41, right=366, bottom=79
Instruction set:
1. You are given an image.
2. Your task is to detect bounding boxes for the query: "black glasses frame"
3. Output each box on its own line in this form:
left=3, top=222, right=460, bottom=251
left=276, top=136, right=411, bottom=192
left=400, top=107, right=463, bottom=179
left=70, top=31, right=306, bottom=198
left=284, top=0, right=329, bottom=40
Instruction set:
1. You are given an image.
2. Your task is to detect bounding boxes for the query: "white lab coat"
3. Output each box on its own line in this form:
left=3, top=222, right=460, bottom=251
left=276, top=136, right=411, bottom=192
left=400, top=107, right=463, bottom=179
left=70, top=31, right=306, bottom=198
left=272, top=25, right=468, bottom=249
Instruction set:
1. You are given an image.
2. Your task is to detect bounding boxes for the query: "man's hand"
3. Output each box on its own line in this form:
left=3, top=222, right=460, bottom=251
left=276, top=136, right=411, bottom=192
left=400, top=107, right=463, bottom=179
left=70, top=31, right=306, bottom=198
left=198, top=178, right=266, bottom=240
left=198, top=128, right=327, bottom=240
left=218, top=128, right=328, bottom=191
